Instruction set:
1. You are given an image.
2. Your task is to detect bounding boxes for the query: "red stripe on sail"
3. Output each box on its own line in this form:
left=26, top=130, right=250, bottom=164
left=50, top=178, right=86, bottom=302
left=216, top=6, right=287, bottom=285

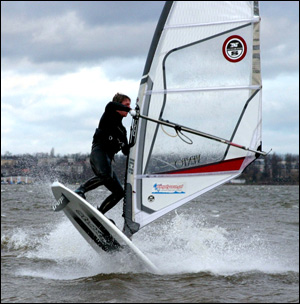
left=164, top=157, right=245, bottom=175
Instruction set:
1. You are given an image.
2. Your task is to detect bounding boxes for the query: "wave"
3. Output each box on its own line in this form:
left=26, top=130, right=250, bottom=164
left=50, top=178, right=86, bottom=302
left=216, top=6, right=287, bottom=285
left=4, top=209, right=298, bottom=280
left=1, top=228, right=40, bottom=252
left=136, top=211, right=299, bottom=276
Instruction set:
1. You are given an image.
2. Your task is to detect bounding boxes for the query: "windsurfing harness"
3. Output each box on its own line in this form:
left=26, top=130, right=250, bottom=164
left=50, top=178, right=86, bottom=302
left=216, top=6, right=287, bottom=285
left=92, top=101, right=130, bottom=159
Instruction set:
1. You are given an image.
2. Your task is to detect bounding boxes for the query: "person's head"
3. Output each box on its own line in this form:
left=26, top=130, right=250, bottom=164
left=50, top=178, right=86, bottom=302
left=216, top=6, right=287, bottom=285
left=112, top=93, right=130, bottom=104
left=113, top=93, right=131, bottom=117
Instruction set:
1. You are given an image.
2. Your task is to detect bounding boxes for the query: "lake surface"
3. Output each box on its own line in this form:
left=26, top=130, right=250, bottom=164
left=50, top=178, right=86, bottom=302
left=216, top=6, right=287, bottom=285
left=1, top=184, right=299, bottom=303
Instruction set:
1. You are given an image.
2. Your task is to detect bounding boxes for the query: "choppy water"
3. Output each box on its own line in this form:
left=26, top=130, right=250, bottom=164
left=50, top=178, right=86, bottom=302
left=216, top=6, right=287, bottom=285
left=1, top=184, right=299, bottom=303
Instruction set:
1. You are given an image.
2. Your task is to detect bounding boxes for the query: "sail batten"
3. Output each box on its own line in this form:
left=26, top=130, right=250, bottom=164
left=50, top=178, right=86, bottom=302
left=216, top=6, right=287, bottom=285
left=145, top=85, right=261, bottom=94
left=164, top=17, right=260, bottom=29
left=135, top=171, right=241, bottom=179
left=123, top=1, right=263, bottom=237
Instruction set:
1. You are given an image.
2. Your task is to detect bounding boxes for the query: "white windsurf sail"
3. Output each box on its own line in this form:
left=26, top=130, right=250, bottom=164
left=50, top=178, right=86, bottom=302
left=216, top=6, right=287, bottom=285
left=123, top=1, right=265, bottom=237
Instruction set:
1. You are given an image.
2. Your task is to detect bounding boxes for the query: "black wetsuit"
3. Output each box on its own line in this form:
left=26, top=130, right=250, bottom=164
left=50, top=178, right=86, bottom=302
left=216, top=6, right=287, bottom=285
left=77, top=101, right=130, bottom=214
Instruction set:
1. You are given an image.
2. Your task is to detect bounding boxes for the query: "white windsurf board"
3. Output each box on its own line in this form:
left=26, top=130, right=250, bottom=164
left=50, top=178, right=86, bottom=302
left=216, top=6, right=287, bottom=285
left=51, top=181, right=159, bottom=273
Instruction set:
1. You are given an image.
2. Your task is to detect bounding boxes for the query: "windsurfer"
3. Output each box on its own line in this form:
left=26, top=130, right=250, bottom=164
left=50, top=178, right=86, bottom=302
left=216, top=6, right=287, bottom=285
left=75, top=93, right=135, bottom=214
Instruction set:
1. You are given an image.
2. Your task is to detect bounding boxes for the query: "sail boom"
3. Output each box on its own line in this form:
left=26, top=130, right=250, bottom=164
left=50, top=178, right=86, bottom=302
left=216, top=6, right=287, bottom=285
left=137, top=114, right=267, bottom=156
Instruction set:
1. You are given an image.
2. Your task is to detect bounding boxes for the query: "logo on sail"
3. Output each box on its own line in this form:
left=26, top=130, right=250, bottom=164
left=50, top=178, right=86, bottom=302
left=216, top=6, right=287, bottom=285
left=152, top=183, right=185, bottom=194
left=222, top=35, right=247, bottom=62
left=175, top=154, right=201, bottom=168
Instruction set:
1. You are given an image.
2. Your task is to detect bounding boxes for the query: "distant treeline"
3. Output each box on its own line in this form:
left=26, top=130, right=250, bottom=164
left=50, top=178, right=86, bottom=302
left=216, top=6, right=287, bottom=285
left=240, top=153, right=299, bottom=185
left=1, top=152, right=299, bottom=185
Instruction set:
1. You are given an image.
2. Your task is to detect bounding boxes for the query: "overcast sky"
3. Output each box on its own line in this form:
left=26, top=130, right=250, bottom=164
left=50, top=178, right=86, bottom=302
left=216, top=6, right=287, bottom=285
left=1, top=1, right=299, bottom=156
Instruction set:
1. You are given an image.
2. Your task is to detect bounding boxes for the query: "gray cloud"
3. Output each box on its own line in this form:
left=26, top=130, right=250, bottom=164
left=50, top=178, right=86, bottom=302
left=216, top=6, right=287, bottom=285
left=1, top=1, right=164, bottom=25
left=1, top=2, right=164, bottom=72
left=260, top=4, right=299, bottom=78
left=1, top=1, right=299, bottom=155
left=2, top=1, right=298, bottom=79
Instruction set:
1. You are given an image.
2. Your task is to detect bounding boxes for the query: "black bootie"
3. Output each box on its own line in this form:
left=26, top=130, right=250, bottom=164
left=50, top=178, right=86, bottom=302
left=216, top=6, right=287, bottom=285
left=74, top=186, right=86, bottom=200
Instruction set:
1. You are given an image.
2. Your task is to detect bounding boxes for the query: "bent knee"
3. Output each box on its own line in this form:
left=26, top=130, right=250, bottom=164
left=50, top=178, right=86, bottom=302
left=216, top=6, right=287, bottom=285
left=96, top=172, right=112, bottom=182
left=115, top=191, right=124, bottom=200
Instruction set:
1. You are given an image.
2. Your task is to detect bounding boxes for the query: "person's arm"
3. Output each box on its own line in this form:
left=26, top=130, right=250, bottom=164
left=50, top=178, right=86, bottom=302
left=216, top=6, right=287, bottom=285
left=105, top=101, right=131, bottom=113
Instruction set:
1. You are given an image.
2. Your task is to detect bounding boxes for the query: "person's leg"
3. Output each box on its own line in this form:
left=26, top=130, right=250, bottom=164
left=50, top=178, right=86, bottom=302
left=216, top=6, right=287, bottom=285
left=97, top=171, right=124, bottom=214
left=75, top=147, right=124, bottom=214
left=75, top=148, right=111, bottom=198
left=75, top=176, right=103, bottom=199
